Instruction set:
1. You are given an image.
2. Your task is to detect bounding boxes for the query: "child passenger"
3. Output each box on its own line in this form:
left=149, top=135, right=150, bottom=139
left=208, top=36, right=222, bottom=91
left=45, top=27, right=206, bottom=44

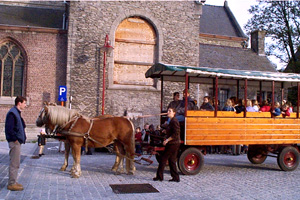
left=272, top=102, right=281, bottom=116
left=222, top=99, right=235, bottom=111
left=281, top=104, right=290, bottom=118
left=252, top=100, right=260, bottom=112
left=260, top=100, right=271, bottom=112
left=246, top=99, right=256, bottom=112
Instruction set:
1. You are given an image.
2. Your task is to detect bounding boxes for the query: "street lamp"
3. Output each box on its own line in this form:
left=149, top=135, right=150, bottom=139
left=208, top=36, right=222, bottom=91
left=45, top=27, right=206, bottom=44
left=100, top=34, right=114, bottom=115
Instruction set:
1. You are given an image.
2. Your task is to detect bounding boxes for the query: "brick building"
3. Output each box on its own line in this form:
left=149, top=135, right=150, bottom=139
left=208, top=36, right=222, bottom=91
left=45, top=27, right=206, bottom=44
left=0, top=1, right=277, bottom=140
left=0, top=2, right=67, bottom=139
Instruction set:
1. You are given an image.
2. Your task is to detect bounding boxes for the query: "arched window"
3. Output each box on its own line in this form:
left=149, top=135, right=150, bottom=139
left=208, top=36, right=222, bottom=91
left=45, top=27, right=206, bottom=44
left=0, top=41, right=25, bottom=97
left=114, top=17, right=157, bottom=86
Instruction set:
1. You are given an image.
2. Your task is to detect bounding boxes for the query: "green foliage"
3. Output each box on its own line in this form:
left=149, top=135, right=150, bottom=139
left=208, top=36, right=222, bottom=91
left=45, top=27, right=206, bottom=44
left=245, top=1, right=300, bottom=70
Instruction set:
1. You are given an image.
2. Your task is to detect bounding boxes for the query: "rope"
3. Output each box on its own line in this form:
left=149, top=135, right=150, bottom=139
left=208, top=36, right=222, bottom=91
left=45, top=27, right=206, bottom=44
left=125, top=112, right=167, bottom=120
left=137, top=113, right=167, bottom=118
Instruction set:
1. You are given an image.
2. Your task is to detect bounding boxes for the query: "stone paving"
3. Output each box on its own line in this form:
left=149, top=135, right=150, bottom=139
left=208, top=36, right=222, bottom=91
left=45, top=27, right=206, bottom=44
left=0, top=141, right=299, bottom=200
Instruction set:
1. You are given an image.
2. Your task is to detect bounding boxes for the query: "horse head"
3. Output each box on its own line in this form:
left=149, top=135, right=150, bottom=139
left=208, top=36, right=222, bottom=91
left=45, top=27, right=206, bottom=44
left=36, top=101, right=80, bottom=135
left=36, top=102, right=57, bottom=134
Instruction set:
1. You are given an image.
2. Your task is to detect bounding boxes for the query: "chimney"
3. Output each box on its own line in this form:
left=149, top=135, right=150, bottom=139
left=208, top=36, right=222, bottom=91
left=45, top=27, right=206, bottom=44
left=251, top=30, right=266, bottom=56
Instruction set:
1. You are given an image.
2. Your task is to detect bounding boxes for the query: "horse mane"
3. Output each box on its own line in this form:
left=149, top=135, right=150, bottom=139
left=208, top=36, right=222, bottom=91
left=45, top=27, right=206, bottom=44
left=47, top=106, right=81, bottom=126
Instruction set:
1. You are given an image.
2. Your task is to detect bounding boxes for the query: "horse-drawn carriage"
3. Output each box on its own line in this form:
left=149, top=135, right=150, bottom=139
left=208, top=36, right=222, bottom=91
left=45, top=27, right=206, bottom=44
left=36, top=62, right=300, bottom=177
left=145, top=63, right=300, bottom=175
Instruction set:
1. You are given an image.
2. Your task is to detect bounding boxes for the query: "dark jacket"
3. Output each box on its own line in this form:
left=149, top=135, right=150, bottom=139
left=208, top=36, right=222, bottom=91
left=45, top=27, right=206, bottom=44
left=200, top=103, right=215, bottom=111
left=235, top=105, right=245, bottom=114
left=176, top=97, right=196, bottom=115
left=5, top=106, right=26, bottom=144
left=167, top=100, right=181, bottom=110
left=166, top=117, right=180, bottom=144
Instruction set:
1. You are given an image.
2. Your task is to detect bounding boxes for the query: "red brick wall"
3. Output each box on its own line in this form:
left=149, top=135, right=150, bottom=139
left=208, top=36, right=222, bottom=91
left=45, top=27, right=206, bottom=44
left=0, top=30, right=67, bottom=124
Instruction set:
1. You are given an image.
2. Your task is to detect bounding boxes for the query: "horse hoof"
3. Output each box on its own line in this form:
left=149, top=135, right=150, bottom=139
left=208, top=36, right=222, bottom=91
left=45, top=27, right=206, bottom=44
left=71, top=174, right=80, bottom=178
left=127, top=171, right=134, bottom=175
left=111, top=168, right=117, bottom=172
left=114, top=171, right=121, bottom=175
left=60, top=167, right=66, bottom=171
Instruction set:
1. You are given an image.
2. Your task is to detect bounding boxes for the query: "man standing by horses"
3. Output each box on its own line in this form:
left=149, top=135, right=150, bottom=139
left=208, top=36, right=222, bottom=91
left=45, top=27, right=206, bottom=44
left=5, top=96, right=27, bottom=191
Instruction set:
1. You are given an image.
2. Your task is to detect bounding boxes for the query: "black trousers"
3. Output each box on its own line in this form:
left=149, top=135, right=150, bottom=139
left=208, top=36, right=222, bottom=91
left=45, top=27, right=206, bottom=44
left=156, top=143, right=180, bottom=181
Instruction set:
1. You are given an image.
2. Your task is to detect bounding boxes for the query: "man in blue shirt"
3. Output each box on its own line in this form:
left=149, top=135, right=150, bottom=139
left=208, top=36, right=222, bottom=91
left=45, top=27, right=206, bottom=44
left=5, top=96, right=27, bottom=191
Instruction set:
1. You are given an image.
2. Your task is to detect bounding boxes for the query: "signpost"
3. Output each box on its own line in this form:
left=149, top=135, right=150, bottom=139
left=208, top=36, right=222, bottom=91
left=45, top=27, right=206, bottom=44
left=58, top=86, right=67, bottom=106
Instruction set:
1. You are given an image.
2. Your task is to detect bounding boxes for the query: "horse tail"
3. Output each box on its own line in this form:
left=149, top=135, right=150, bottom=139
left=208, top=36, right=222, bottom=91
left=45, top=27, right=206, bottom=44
left=127, top=118, right=135, bottom=156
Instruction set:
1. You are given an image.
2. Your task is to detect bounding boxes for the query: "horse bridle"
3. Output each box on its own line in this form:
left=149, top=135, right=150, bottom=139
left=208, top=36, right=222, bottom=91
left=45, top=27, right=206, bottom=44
left=37, top=106, right=65, bottom=136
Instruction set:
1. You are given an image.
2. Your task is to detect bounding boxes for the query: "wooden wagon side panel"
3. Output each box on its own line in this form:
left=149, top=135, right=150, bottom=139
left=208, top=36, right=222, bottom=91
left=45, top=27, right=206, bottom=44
left=185, top=111, right=300, bottom=146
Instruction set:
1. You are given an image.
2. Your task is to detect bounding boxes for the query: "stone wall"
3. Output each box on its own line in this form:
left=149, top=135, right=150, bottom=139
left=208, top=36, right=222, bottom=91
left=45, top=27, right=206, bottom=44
left=66, top=1, right=201, bottom=127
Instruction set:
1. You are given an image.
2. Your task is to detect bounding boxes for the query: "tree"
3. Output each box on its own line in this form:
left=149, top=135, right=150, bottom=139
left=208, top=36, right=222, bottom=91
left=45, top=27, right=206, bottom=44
left=244, top=1, right=300, bottom=72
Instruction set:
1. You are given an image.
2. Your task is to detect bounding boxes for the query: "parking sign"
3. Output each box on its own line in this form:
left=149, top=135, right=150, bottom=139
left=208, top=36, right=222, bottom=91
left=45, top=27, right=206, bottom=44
left=58, top=86, right=67, bottom=101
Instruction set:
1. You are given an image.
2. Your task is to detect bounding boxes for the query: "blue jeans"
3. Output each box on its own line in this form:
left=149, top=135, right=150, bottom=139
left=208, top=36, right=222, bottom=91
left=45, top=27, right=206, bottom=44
left=167, top=115, right=185, bottom=124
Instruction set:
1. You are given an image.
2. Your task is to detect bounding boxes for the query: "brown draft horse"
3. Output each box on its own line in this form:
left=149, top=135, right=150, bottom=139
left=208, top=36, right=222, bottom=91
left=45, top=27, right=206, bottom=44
left=36, top=103, right=135, bottom=178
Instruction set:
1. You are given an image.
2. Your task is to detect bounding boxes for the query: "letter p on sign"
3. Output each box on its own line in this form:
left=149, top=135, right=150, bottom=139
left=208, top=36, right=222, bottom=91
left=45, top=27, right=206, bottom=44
left=58, top=86, right=67, bottom=102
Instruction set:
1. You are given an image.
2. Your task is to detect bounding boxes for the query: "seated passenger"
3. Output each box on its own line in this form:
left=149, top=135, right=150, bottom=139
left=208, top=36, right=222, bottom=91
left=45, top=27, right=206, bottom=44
left=168, top=92, right=180, bottom=110
left=287, top=102, right=293, bottom=113
left=213, top=98, right=221, bottom=111
left=194, top=100, right=199, bottom=110
left=235, top=99, right=245, bottom=114
left=281, top=104, right=290, bottom=118
left=200, top=96, right=215, bottom=111
left=246, top=99, right=256, bottom=112
left=149, top=124, right=160, bottom=145
left=230, top=97, right=238, bottom=107
left=252, top=100, right=260, bottom=112
left=260, top=100, right=271, bottom=112
left=141, top=123, right=150, bottom=144
left=282, top=99, right=287, bottom=107
left=135, top=127, right=142, bottom=154
left=222, top=99, right=236, bottom=111
left=174, top=89, right=196, bottom=122
left=272, top=102, right=281, bottom=116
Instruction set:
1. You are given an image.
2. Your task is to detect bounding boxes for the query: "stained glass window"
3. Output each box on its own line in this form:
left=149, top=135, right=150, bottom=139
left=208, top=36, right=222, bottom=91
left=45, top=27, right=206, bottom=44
left=0, top=41, right=24, bottom=97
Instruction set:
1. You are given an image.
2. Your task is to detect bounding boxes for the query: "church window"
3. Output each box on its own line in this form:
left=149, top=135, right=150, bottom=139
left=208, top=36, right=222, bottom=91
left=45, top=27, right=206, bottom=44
left=0, top=41, right=24, bottom=97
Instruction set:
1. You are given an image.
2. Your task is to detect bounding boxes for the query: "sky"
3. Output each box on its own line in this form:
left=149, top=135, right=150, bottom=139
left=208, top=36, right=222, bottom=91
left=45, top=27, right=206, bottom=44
left=204, top=0, right=285, bottom=70
left=205, top=0, right=258, bottom=27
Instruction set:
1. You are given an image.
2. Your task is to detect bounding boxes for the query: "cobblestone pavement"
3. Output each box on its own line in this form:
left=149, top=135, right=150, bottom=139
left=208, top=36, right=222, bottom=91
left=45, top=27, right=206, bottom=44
left=0, top=141, right=299, bottom=200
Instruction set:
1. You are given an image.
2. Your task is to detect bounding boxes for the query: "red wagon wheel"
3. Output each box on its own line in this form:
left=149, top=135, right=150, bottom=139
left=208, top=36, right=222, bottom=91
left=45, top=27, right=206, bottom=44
left=277, top=146, right=300, bottom=171
left=247, top=145, right=268, bottom=164
left=178, top=147, right=204, bottom=175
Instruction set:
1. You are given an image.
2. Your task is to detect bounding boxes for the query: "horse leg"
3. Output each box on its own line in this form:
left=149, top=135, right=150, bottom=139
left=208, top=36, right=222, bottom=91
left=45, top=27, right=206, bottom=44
left=111, top=141, right=125, bottom=174
left=111, top=142, right=120, bottom=172
left=60, top=141, right=70, bottom=171
left=71, top=144, right=82, bottom=178
left=124, top=144, right=136, bottom=175
left=116, top=145, right=125, bottom=175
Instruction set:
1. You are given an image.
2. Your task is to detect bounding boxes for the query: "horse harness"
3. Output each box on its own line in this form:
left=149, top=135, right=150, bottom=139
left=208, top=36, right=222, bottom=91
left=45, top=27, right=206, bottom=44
left=51, top=115, right=138, bottom=163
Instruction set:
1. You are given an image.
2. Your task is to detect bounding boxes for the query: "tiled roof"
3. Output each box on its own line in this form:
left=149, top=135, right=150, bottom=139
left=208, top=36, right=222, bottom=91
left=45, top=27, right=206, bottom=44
left=199, top=44, right=277, bottom=72
left=200, top=4, right=247, bottom=38
left=0, top=4, right=65, bottom=29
